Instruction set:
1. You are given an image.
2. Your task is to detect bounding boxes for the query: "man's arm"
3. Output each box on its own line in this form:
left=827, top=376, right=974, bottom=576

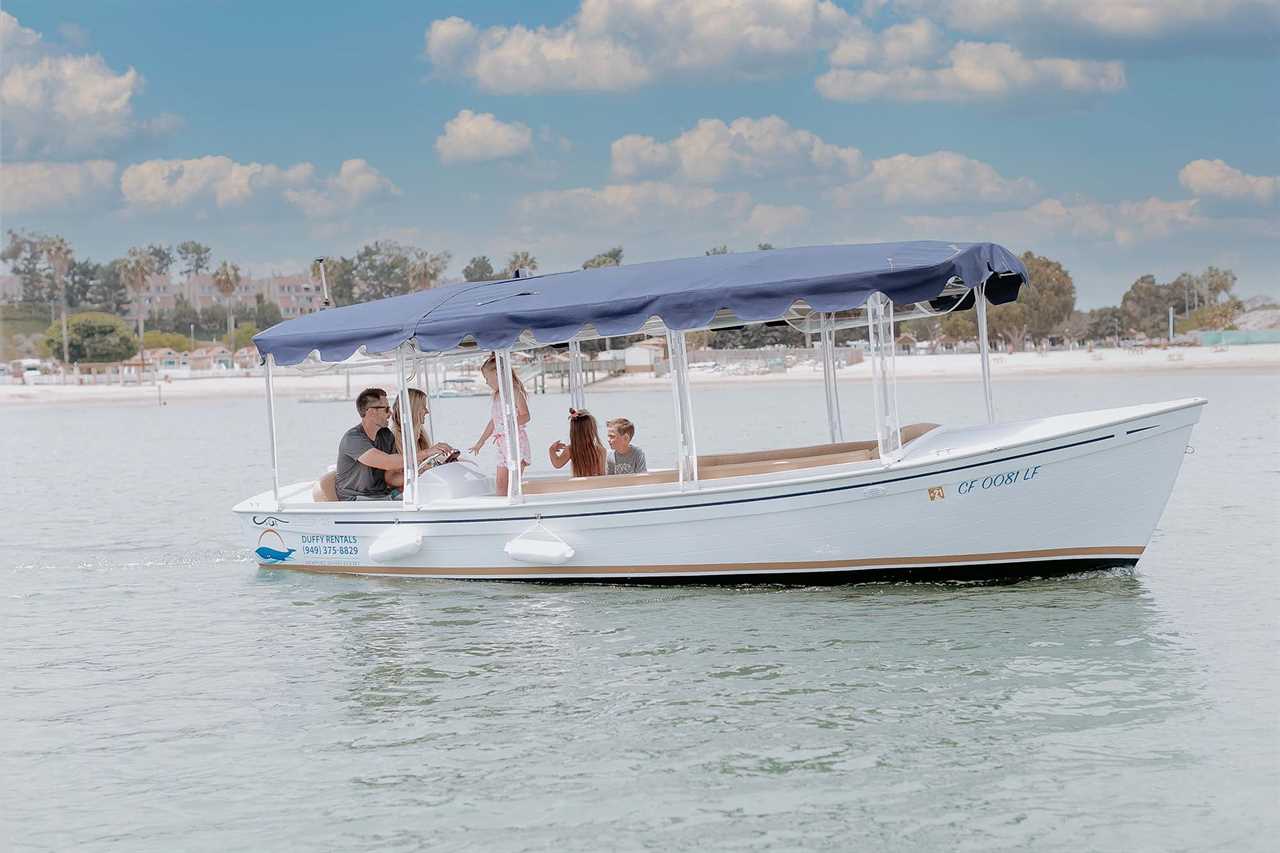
left=357, top=447, right=429, bottom=472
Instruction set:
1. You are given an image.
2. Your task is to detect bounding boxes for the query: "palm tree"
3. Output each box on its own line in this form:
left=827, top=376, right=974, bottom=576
left=407, top=250, right=450, bottom=291
left=212, top=260, right=242, bottom=344
left=504, top=250, right=538, bottom=278
left=41, top=236, right=74, bottom=368
left=121, top=246, right=156, bottom=346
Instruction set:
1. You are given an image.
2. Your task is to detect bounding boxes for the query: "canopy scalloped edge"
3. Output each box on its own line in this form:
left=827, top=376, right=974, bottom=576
left=254, top=240, right=1027, bottom=366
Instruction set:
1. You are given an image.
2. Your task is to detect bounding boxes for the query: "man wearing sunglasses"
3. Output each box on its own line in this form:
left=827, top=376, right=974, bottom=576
left=335, top=387, right=432, bottom=501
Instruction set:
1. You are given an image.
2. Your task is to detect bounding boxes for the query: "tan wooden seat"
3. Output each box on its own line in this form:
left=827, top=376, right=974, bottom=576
left=312, top=471, right=339, bottom=502
left=701, top=448, right=874, bottom=480
left=523, top=469, right=679, bottom=495
left=698, top=439, right=876, bottom=468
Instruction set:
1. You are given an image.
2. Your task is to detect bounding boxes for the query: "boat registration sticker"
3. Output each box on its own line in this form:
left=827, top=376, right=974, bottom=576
left=927, top=486, right=945, bottom=501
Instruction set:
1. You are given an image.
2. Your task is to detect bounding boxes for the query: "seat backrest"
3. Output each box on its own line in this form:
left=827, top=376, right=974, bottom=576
left=312, top=471, right=339, bottom=502
left=698, top=439, right=875, bottom=468
left=700, top=448, right=874, bottom=481
left=523, top=469, right=679, bottom=495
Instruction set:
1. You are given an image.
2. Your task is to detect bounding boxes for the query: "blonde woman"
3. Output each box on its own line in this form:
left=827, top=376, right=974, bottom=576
left=386, top=388, right=457, bottom=490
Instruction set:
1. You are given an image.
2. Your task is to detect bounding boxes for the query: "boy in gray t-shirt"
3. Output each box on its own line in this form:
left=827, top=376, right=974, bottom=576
left=606, top=417, right=647, bottom=475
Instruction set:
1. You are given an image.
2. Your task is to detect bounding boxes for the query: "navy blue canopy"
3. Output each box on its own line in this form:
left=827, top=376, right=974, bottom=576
left=254, top=241, right=1027, bottom=365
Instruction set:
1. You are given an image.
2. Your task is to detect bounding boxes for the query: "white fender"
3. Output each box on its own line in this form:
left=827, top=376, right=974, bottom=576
left=505, top=519, right=575, bottom=565
left=369, top=526, right=423, bottom=562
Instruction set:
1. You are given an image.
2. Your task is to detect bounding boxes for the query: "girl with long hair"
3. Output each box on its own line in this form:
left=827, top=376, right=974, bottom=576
left=548, top=408, right=607, bottom=477
left=469, top=354, right=532, bottom=495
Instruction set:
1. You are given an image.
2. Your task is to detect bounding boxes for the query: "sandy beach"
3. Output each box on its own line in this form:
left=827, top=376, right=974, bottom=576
left=3, top=343, right=1277, bottom=406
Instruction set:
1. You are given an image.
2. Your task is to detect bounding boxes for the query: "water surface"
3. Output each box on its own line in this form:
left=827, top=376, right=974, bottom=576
left=3, top=370, right=1277, bottom=851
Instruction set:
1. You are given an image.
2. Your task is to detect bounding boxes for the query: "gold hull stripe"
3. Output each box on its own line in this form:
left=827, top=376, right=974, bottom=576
left=266, top=546, right=1145, bottom=577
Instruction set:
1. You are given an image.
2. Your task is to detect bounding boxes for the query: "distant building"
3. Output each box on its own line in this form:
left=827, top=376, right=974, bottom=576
left=189, top=345, right=232, bottom=370
left=0, top=274, right=20, bottom=302
left=136, top=272, right=322, bottom=318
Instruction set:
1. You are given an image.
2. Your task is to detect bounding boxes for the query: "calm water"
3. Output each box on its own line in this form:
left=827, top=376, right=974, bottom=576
left=3, top=370, right=1278, bottom=851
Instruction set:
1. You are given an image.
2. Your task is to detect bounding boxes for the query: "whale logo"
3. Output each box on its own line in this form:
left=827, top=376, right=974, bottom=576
left=255, top=529, right=295, bottom=564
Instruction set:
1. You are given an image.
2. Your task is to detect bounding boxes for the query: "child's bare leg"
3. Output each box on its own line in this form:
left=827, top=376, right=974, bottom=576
left=386, top=469, right=404, bottom=488
left=496, top=465, right=509, bottom=496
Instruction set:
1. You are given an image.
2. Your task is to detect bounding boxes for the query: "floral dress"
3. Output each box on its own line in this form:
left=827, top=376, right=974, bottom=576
left=491, top=394, right=531, bottom=468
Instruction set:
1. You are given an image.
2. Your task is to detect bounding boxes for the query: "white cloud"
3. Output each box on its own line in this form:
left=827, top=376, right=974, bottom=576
left=832, top=151, right=1039, bottom=206
left=119, top=156, right=399, bottom=218
left=830, top=17, right=946, bottom=67
left=436, top=110, right=534, bottom=164
left=0, top=160, right=117, bottom=213
left=0, top=12, right=163, bottom=157
left=904, top=195, right=1203, bottom=246
left=284, top=159, right=401, bottom=218
left=747, top=203, right=811, bottom=237
left=818, top=40, right=1125, bottom=102
left=893, top=1, right=1280, bottom=47
left=611, top=116, right=863, bottom=183
left=425, top=0, right=856, bottom=93
left=1178, top=159, right=1278, bottom=205
left=121, top=156, right=314, bottom=208
left=516, top=181, right=753, bottom=233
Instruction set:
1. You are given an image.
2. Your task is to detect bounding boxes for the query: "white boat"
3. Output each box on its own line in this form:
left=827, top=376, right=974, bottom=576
left=236, top=241, right=1204, bottom=582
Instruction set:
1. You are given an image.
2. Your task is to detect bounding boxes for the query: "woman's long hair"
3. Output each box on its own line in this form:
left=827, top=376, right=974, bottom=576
left=568, top=408, right=606, bottom=477
left=481, top=353, right=528, bottom=408
left=392, top=388, right=430, bottom=453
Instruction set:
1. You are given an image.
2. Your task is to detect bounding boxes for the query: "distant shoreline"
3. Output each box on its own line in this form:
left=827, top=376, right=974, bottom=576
left=3, top=344, right=1277, bottom=407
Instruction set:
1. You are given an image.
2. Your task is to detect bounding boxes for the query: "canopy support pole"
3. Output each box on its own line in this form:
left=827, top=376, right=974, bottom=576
left=567, top=339, right=586, bottom=410
left=666, top=330, right=699, bottom=488
left=866, top=293, right=902, bottom=461
left=264, top=354, right=280, bottom=507
left=975, top=282, right=996, bottom=424
left=495, top=349, right=523, bottom=502
left=819, top=313, right=844, bottom=443
left=417, top=354, right=435, bottom=444
left=395, top=347, right=418, bottom=507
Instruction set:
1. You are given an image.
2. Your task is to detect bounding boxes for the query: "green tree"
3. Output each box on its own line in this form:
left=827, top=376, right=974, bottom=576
left=503, top=250, right=538, bottom=277
left=254, top=293, right=283, bottom=330
left=176, top=241, right=212, bottom=280
left=87, top=259, right=130, bottom=315
left=212, top=260, right=242, bottom=341
left=986, top=301, right=1028, bottom=350
left=120, top=247, right=157, bottom=352
left=756, top=243, right=775, bottom=251
left=41, top=236, right=75, bottom=364
left=1121, top=274, right=1180, bottom=338
left=201, top=303, right=228, bottom=340
left=705, top=245, right=729, bottom=256
left=171, top=294, right=201, bottom=337
left=939, top=311, right=977, bottom=340
left=1086, top=306, right=1127, bottom=343
left=2, top=230, right=52, bottom=303
left=143, top=330, right=196, bottom=352
left=44, top=312, right=138, bottom=363
left=66, top=259, right=98, bottom=308
left=146, top=244, right=174, bottom=277
left=583, top=246, right=623, bottom=269
left=311, top=257, right=354, bottom=306
left=1018, top=251, right=1076, bottom=343
left=225, top=323, right=258, bottom=350
left=409, top=249, right=451, bottom=290
left=463, top=256, right=497, bottom=282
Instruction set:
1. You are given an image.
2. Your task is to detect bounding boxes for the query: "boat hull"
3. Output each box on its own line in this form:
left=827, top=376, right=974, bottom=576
left=236, top=399, right=1203, bottom=582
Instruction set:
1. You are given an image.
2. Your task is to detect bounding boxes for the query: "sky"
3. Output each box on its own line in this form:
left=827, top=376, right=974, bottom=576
left=1, top=0, right=1277, bottom=307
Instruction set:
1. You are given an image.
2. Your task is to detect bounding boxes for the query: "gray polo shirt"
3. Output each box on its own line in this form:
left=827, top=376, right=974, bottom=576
left=336, top=424, right=397, bottom=500
left=607, top=445, right=647, bottom=475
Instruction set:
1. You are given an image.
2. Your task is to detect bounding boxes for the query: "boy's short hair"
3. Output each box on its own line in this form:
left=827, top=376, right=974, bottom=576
left=356, top=387, right=387, bottom=415
left=607, top=417, right=635, bottom=439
